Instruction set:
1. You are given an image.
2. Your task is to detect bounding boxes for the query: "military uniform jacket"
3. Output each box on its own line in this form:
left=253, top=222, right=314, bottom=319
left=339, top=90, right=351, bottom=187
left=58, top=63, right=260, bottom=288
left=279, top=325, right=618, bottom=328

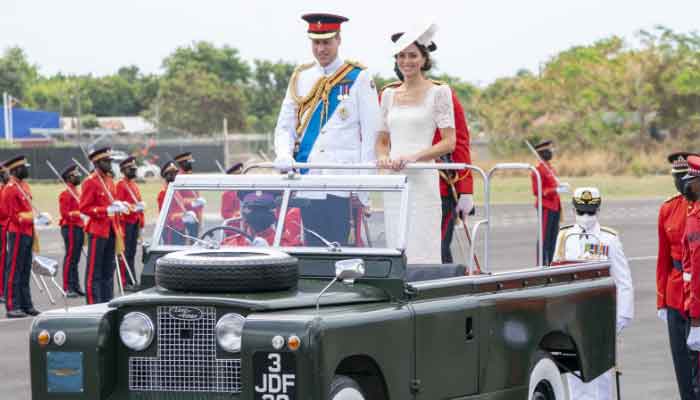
left=59, top=184, right=84, bottom=228
left=531, top=161, right=561, bottom=211
left=553, top=223, right=634, bottom=320
left=683, top=202, right=700, bottom=318
left=5, top=177, right=34, bottom=236
left=657, top=194, right=689, bottom=311
left=79, top=171, right=118, bottom=239
left=116, top=178, right=144, bottom=228
left=274, top=57, right=380, bottom=180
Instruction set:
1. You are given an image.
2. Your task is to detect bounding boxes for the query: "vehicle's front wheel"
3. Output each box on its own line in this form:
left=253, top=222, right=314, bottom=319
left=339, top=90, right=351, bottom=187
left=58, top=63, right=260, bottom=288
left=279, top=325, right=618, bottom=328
left=329, top=375, right=366, bottom=400
left=528, top=353, right=567, bottom=400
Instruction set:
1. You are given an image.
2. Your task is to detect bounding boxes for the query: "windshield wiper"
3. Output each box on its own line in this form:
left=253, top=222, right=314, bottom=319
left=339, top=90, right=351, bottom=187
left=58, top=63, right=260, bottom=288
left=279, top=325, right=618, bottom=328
left=303, top=227, right=341, bottom=252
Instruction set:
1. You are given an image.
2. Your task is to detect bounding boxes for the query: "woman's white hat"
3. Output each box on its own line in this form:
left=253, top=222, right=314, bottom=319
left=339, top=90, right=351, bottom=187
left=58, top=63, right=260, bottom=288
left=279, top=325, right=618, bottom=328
left=392, top=18, right=438, bottom=55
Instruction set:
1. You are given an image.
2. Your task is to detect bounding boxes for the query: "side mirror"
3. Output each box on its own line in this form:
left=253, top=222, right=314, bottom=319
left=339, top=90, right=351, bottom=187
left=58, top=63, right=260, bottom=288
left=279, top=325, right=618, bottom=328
left=335, top=259, right=365, bottom=284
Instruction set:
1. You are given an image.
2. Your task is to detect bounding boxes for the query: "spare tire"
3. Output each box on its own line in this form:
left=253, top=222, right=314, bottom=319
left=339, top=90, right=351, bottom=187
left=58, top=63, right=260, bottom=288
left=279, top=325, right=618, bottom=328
left=156, top=249, right=298, bottom=293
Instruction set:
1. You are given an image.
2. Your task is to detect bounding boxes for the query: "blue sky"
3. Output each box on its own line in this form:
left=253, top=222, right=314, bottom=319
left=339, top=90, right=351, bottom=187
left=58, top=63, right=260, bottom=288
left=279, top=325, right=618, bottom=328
left=1, top=0, right=698, bottom=85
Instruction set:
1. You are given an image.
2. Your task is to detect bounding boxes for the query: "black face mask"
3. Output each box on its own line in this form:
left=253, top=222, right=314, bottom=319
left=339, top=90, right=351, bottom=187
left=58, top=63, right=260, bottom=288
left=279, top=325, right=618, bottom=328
left=539, top=150, right=553, bottom=162
left=244, top=207, right=275, bottom=233
left=164, top=171, right=176, bottom=183
left=96, top=159, right=112, bottom=174
left=683, top=179, right=698, bottom=202
left=179, top=161, right=193, bottom=172
left=674, top=173, right=685, bottom=194
left=14, top=165, right=29, bottom=180
left=68, top=175, right=82, bottom=186
left=123, top=167, right=137, bottom=180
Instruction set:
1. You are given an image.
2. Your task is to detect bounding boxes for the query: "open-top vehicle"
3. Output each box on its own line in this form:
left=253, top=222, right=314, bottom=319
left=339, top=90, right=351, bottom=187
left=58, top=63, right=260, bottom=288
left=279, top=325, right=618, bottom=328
left=29, top=162, right=616, bottom=400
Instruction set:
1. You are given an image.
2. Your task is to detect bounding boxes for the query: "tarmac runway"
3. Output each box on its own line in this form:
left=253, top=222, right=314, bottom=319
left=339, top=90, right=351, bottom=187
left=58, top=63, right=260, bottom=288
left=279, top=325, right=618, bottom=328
left=0, top=198, right=678, bottom=399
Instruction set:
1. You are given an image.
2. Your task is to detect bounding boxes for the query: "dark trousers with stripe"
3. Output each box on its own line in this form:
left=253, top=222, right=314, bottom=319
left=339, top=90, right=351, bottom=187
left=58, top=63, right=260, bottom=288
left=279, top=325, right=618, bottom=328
left=61, top=225, right=84, bottom=292
left=4, top=232, right=34, bottom=312
left=441, top=195, right=457, bottom=264
left=0, top=224, right=5, bottom=297
left=666, top=307, right=700, bottom=400
left=119, top=222, right=139, bottom=286
left=85, top=230, right=116, bottom=304
left=301, top=195, right=350, bottom=246
left=539, top=208, right=560, bottom=266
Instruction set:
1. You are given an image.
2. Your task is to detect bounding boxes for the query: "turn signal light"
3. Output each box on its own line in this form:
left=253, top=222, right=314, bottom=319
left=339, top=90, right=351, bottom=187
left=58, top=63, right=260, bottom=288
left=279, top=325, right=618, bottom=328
left=287, top=335, right=301, bottom=351
left=38, top=330, right=51, bottom=347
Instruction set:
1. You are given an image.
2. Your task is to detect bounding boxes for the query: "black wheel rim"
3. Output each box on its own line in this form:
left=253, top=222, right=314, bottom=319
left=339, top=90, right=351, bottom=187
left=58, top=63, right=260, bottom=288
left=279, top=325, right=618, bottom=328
left=533, top=380, right=555, bottom=400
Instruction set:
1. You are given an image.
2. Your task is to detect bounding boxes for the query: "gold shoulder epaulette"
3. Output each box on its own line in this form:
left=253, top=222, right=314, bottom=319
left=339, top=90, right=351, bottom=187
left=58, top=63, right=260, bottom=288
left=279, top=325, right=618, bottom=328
left=664, top=193, right=682, bottom=203
left=601, top=226, right=618, bottom=236
left=293, top=62, right=315, bottom=74
left=344, top=60, right=366, bottom=70
left=380, top=80, right=402, bottom=93
left=431, top=79, right=446, bottom=85
left=558, top=224, right=574, bottom=231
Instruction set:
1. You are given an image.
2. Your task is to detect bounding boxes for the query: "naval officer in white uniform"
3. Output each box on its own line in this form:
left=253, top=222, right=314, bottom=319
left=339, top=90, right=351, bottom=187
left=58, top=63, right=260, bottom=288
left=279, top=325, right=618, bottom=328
left=273, top=13, right=380, bottom=246
left=553, top=187, right=634, bottom=400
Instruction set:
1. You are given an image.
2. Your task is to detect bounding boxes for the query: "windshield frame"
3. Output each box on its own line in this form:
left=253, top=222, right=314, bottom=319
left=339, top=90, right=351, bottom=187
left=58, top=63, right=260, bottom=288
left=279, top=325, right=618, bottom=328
left=150, top=173, right=410, bottom=255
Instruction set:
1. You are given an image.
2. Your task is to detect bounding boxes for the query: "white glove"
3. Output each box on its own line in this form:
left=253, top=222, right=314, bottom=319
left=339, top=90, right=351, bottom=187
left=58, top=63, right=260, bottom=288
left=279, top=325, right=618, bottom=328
left=252, top=237, right=270, bottom=247
left=134, top=201, right=145, bottom=212
left=34, top=212, right=52, bottom=226
left=456, top=194, right=474, bottom=219
left=616, top=317, right=631, bottom=334
left=191, top=197, right=207, bottom=208
left=273, top=155, right=295, bottom=171
left=107, top=202, right=124, bottom=215
left=688, top=326, right=700, bottom=351
left=182, top=210, right=198, bottom=224
left=657, top=308, right=668, bottom=322
left=555, top=182, right=571, bottom=194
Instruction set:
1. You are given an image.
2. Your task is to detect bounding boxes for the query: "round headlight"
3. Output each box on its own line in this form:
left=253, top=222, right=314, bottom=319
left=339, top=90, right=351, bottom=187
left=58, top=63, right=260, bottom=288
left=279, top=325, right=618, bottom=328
left=216, top=313, right=245, bottom=353
left=120, top=312, right=154, bottom=351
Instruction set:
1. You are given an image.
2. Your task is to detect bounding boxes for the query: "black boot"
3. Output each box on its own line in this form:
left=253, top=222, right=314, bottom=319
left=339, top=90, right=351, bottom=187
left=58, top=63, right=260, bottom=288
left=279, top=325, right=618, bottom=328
left=24, top=308, right=41, bottom=316
left=6, top=309, right=28, bottom=318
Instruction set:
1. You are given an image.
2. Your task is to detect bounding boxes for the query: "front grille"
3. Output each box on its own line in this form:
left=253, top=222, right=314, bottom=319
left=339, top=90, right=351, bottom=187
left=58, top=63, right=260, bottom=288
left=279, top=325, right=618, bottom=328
left=128, top=306, right=241, bottom=393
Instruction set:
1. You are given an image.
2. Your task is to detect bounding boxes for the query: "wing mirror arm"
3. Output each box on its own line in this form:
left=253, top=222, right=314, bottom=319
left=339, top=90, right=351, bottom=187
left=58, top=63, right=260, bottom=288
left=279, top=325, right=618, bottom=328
left=315, top=259, right=366, bottom=312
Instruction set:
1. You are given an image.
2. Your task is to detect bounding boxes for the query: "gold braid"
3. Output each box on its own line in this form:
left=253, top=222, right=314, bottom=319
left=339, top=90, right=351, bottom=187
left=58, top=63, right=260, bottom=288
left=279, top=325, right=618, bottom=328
left=288, top=62, right=358, bottom=155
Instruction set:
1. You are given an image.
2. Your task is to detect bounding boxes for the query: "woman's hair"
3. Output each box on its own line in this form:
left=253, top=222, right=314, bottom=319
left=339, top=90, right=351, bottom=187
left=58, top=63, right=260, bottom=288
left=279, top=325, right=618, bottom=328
left=391, top=32, right=434, bottom=81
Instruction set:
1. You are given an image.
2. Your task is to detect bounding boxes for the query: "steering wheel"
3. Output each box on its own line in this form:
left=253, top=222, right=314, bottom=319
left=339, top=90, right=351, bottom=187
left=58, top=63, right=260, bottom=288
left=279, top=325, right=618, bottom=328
left=200, top=225, right=255, bottom=243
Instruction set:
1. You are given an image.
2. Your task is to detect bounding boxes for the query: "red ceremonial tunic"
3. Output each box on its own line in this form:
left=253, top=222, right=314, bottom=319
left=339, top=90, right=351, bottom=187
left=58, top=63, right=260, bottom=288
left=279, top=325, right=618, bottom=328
left=5, top=177, right=34, bottom=236
left=59, top=184, right=84, bottom=227
left=657, top=194, right=689, bottom=311
left=0, top=183, right=7, bottom=227
left=683, top=202, right=700, bottom=318
left=221, top=191, right=241, bottom=220
left=116, top=178, right=144, bottom=228
left=222, top=208, right=302, bottom=247
left=157, top=184, right=185, bottom=231
left=433, top=88, right=473, bottom=196
left=80, top=171, right=119, bottom=239
left=530, top=161, right=561, bottom=211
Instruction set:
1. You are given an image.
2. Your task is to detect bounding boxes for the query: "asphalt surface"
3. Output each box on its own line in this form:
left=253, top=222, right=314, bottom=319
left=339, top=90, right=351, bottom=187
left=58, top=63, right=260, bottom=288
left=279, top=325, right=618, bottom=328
left=0, top=199, right=677, bottom=399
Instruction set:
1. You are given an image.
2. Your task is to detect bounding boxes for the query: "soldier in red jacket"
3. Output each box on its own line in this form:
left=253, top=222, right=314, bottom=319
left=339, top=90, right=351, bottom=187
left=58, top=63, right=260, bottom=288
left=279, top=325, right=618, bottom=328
left=222, top=192, right=302, bottom=247
left=657, top=152, right=698, bottom=400
left=116, top=157, right=144, bottom=289
left=0, top=164, right=9, bottom=303
left=221, top=163, right=243, bottom=235
left=79, top=147, right=128, bottom=304
left=174, top=152, right=206, bottom=238
left=58, top=164, right=85, bottom=297
left=157, top=161, right=187, bottom=245
left=530, top=140, right=566, bottom=266
left=4, top=156, right=49, bottom=318
left=682, top=156, right=700, bottom=400
left=380, top=70, right=473, bottom=263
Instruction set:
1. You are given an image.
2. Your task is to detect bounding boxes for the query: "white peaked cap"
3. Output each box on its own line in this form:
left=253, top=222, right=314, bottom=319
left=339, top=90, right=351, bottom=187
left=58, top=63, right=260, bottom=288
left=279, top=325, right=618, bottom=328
left=573, top=187, right=601, bottom=200
left=392, top=17, right=438, bottom=55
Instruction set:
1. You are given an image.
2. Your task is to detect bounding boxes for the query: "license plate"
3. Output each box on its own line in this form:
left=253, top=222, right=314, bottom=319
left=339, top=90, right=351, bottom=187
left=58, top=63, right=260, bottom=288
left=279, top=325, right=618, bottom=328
left=253, top=352, right=296, bottom=400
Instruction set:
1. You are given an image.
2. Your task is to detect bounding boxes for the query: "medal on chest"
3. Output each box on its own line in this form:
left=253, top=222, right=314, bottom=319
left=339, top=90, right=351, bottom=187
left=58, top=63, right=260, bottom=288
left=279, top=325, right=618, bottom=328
left=583, top=242, right=609, bottom=259
left=336, top=83, right=350, bottom=121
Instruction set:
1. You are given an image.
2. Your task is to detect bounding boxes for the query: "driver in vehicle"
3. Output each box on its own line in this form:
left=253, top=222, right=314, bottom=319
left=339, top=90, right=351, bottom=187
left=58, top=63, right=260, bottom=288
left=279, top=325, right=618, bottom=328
left=222, top=192, right=302, bottom=247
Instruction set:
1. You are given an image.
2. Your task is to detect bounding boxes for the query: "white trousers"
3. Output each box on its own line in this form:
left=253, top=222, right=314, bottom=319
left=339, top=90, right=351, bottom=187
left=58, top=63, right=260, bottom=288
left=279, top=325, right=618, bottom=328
left=567, top=369, right=614, bottom=400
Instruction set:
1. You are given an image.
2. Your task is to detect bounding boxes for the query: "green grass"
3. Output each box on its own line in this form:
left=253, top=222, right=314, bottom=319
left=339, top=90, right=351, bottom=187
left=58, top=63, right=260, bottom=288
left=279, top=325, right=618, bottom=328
left=479, top=174, right=674, bottom=204
left=23, top=174, right=674, bottom=222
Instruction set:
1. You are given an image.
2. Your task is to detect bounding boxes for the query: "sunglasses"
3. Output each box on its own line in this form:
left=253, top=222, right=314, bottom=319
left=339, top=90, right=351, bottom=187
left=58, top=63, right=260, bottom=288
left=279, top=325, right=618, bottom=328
left=575, top=210, right=597, bottom=216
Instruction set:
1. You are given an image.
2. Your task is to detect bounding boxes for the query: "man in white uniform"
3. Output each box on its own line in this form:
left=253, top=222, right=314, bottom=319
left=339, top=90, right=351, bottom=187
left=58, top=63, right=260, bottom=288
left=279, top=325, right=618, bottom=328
left=553, top=187, right=634, bottom=400
left=273, top=13, right=380, bottom=246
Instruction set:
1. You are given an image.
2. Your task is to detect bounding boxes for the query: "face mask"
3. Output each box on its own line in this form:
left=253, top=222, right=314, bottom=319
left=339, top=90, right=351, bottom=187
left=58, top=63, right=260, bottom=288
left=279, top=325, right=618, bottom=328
left=575, top=213, right=598, bottom=232
left=124, top=168, right=137, bottom=180
left=16, top=166, right=29, bottom=180
left=164, top=172, right=176, bottom=183
left=674, top=174, right=685, bottom=194
left=245, top=208, right=275, bottom=232
left=180, top=161, right=193, bottom=172
left=97, top=160, right=112, bottom=174
left=539, top=150, right=553, bottom=161
left=68, top=175, right=82, bottom=186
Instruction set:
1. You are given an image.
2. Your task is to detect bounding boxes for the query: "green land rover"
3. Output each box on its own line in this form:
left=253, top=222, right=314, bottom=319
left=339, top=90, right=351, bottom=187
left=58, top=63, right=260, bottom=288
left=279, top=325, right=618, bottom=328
left=29, top=163, right=616, bottom=400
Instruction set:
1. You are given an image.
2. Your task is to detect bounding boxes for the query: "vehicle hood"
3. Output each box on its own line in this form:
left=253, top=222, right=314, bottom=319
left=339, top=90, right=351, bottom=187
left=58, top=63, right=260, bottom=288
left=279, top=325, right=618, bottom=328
left=109, top=279, right=389, bottom=311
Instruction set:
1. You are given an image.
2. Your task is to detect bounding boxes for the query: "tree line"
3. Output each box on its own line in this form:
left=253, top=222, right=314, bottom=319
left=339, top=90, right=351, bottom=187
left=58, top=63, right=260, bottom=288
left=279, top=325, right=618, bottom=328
left=1, top=26, right=698, bottom=154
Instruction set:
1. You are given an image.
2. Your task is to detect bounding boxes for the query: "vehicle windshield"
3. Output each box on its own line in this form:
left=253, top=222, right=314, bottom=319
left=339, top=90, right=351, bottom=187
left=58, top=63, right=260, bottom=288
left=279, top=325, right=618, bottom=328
left=154, top=185, right=404, bottom=252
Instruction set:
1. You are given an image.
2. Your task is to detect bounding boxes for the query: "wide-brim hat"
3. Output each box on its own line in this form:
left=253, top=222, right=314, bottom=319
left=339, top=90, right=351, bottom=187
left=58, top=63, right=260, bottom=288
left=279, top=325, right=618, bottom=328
left=391, top=32, right=437, bottom=52
left=89, top=147, right=112, bottom=162
left=392, top=18, right=438, bottom=55
left=4, top=155, right=30, bottom=171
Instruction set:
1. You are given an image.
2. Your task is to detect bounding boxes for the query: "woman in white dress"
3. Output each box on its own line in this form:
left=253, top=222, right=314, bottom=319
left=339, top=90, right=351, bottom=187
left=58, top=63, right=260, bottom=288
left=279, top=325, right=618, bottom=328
left=375, top=21, right=456, bottom=264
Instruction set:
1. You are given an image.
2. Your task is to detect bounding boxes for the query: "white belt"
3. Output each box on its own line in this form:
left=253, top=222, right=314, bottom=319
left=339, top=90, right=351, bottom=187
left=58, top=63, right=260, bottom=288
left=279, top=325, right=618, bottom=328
left=684, top=272, right=692, bottom=283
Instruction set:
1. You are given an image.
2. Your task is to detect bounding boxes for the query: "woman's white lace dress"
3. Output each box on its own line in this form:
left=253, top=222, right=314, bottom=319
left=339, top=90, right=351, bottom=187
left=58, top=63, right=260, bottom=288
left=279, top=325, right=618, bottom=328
left=381, top=84, right=455, bottom=264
